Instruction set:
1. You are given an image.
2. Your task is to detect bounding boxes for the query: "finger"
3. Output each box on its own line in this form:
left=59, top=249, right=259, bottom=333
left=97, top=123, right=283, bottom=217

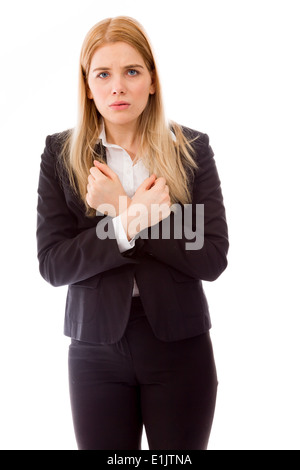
left=94, top=161, right=116, bottom=180
left=154, top=176, right=166, bottom=187
left=150, top=178, right=164, bottom=192
left=138, top=174, right=156, bottom=191
left=87, top=181, right=93, bottom=192
left=90, top=166, right=105, bottom=180
left=148, top=174, right=157, bottom=188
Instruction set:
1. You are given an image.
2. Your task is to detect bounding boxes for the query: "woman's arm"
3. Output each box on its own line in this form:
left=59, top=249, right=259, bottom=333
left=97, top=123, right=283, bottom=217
left=36, top=134, right=137, bottom=287
left=134, top=133, right=229, bottom=282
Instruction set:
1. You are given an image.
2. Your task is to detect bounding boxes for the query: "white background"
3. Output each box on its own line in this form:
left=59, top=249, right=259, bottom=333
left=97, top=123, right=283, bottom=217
left=0, top=0, right=299, bottom=450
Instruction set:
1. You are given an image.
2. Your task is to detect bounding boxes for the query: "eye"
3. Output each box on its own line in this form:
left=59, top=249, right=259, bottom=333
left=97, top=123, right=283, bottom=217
left=127, top=69, right=139, bottom=77
left=98, top=72, right=110, bottom=79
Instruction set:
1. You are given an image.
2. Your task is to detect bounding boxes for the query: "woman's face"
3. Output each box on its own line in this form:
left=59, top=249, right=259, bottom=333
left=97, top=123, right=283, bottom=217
left=87, top=42, right=155, bottom=130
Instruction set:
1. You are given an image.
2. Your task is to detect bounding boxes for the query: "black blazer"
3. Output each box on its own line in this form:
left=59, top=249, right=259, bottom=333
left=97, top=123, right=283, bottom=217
left=36, top=126, right=229, bottom=343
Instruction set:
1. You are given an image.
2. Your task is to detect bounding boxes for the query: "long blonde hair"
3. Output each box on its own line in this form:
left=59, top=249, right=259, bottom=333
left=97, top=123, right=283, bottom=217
left=60, top=16, right=198, bottom=216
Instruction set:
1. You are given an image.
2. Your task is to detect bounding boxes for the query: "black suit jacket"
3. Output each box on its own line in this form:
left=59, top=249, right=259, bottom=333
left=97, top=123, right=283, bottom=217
left=36, top=126, right=229, bottom=343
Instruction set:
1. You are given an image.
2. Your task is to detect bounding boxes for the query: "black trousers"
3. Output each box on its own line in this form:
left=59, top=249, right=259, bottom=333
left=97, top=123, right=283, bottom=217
left=68, top=296, right=218, bottom=450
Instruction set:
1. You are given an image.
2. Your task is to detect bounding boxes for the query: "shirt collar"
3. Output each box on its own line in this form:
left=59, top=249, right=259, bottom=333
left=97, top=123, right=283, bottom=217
left=99, top=123, right=121, bottom=150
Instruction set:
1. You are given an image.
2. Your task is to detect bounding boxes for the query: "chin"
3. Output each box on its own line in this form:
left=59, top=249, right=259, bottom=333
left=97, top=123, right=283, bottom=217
left=105, top=115, right=139, bottom=127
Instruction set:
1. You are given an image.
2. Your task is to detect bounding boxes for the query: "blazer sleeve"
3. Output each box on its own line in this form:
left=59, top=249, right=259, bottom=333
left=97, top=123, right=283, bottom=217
left=140, top=133, right=229, bottom=282
left=36, top=134, right=137, bottom=287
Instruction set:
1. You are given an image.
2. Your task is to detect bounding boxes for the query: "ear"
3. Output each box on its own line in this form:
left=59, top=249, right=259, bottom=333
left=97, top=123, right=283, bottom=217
left=149, top=70, right=156, bottom=95
left=149, top=83, right=156, bottom=95
left=86, top=85, right=93, bottom=100
left=85, top=76, right=93, bottom=99
left=149, top=74, right=156, bottom=95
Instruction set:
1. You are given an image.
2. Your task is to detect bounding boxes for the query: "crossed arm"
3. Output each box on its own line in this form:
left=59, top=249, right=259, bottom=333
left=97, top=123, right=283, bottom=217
left=37, top=133, right=228, bottom=287
left=86, top=159, right=171, bottom=240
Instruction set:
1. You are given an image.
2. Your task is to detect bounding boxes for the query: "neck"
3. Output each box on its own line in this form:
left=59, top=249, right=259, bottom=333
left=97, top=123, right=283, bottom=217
left=104, top=120, right=140, bottom=157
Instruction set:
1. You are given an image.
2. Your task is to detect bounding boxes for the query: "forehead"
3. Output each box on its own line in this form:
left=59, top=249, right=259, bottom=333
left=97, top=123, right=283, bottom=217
left=90, top=42, right=145, bottom=68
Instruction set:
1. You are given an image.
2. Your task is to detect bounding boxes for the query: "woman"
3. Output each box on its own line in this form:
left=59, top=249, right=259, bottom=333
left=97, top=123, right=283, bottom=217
left=36, top=16, right=229, bottom=450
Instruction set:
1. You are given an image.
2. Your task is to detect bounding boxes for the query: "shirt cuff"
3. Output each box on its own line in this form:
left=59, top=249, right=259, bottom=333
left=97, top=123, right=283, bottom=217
left=112, top=214, right=136, bottom=253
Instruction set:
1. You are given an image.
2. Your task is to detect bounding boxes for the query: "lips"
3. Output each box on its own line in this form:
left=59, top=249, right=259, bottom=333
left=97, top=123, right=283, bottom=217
left=109, top=101, right=130, bottom=110
left=110, top=101, right=130, bottom=106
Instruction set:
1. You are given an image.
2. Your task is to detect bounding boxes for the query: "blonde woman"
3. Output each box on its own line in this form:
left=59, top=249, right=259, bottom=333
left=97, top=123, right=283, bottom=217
left=36, top=16, right=229, bottom=450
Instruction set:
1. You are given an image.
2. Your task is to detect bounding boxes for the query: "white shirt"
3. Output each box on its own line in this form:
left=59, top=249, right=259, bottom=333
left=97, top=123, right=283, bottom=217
left=99, top=125, right=150, bottom=296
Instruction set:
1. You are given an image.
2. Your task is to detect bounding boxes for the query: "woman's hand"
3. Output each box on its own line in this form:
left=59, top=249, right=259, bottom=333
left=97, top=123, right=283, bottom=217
left=86, top=161, right=131, bottom=216
left=120, top=174, right=171, bottom=240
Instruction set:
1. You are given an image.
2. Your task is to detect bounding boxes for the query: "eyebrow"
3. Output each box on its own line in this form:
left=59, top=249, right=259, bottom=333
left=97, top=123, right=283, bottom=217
left=92, top=64, right=145, bottom=73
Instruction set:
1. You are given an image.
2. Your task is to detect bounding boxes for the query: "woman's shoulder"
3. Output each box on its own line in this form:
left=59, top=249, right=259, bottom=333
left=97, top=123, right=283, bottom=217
left=45, top=128, right=73, bottom=154
left=180, top=124, right=210, bottom=148
left=40, top=130, right=73, bottom=184
left=175, top=124, right=214, bottom=166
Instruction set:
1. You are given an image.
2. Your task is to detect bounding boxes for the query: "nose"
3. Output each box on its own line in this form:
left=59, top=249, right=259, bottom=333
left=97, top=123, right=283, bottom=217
left=111, top=75, right=126, bottom=95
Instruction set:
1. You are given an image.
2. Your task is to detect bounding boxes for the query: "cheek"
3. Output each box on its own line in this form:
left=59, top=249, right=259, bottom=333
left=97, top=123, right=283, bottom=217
left=90, top=89, right=109, bottom=114
left=88, top=79, right=106, bottom=102
left=134, top=83, right=152, bottom=105
left=92, top=87, right=106, bottom=102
